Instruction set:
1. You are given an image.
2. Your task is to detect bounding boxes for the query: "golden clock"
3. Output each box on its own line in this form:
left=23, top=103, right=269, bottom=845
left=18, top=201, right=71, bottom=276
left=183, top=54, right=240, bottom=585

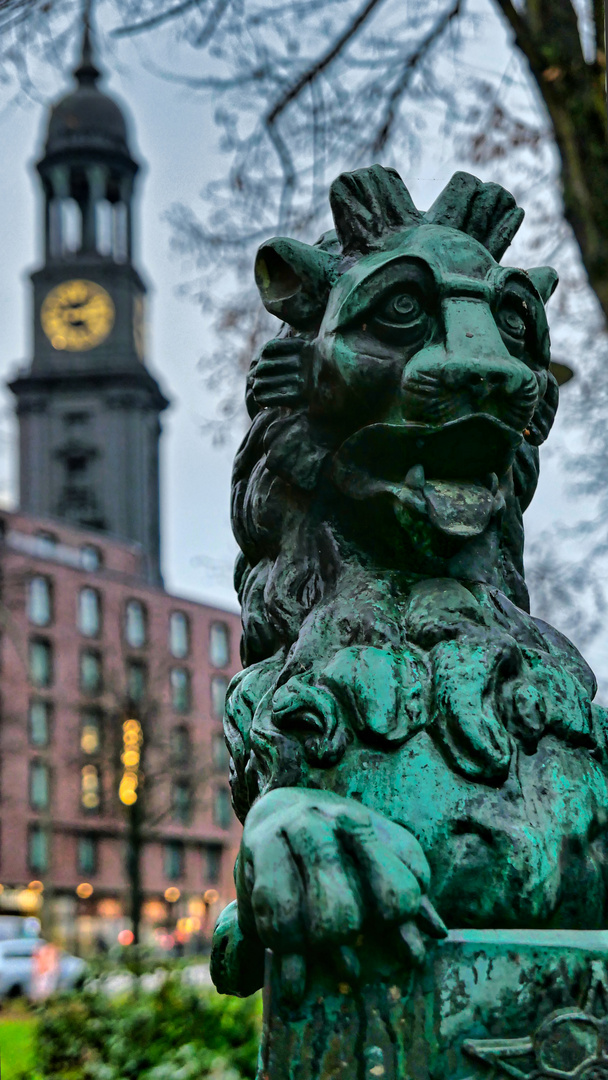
left=41, top=280, right=115, bottom=352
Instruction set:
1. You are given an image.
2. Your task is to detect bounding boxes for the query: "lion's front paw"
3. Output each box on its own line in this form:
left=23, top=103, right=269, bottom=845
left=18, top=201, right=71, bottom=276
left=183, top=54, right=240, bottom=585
left=236, top=787, right=446, bottom=1000
left=247, top=337, right=308, bottom=414
left=210, top=899, right=266, bottom=997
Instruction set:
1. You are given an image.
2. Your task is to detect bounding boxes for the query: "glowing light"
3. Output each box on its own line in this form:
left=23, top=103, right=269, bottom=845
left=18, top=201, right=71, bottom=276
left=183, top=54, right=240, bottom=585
left=97, top=899, right=121, bottom=918
left=76, top=882, right=94, bottom=899
left=117, top=929, right=134, bottom=946
left=164, top=887, right=180, bottom=903
left=28, top=881, right=44, bottom=893
left=142, top=900, right=166, bottom=922
left=203, top=889, right=219, bottom=905
left=120, top=720, right=142, bottom=805
left=188, top=899, right=205, bottom=917
left=18, top=889, right=41, bottom=912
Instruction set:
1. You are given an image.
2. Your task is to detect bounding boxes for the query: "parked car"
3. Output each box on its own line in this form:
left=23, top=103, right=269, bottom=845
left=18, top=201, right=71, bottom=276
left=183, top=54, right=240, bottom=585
left=0, top=937, right=86, bottom=999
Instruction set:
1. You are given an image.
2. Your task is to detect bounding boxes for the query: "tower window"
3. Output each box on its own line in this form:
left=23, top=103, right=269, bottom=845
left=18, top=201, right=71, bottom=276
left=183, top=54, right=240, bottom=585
left=29, top=699, right=51, bottom=747
left=29, top=638, right=53, bottom=687
left=113, top=202, right=128, bottom=263
left=49, top=197, right=82, bottom=257
left=95, top=199, right=113, bottom=256
left=78, top=588, right=101, bottom=637
left=29, top=761, right=50, bottom=810
left=209, top=623, right=230, bottom=668
left=80, top=650, right=102, bottom=695
left=27, top=576, right=52, bottom=627
left=169, top=612, right=189, bottom=659
left=125, top=600, right=147, bottom=648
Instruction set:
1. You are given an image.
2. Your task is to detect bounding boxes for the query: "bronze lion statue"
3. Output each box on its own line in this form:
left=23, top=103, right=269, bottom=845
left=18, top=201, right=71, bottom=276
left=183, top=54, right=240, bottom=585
left=211, top=167, right=608, bottom=1003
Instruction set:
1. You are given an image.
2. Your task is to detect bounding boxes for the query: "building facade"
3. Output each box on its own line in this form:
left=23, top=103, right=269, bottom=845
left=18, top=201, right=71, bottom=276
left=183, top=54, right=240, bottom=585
left=0, top=21, right=242, bottom=952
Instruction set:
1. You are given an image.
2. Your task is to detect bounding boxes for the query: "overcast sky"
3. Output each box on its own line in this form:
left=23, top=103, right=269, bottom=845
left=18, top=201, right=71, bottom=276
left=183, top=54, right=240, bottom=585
left=0, top=3, right=598, bottom=675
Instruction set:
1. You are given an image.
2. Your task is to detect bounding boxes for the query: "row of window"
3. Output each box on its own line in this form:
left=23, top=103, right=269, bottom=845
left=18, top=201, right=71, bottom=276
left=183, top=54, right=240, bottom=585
left=27, top=577, right=231, bottom=667
left=28, top=827, right=222, bottom=883
left=29, top=701, right=229, bottom=765
left=28, top=759, right=232, bottom=826
left=27, top=640, right=228, bottom=715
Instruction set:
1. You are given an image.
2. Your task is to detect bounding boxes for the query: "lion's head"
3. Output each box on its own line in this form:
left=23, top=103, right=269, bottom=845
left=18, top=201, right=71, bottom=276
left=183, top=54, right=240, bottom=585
left=233, top=167, right=559, bottom=667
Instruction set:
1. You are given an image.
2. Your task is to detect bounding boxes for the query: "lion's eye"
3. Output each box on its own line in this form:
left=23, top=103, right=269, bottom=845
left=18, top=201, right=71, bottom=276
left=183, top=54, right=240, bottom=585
left=377, top=292, right=423, bottom=325
left=497, top=306, right=526, bottom=339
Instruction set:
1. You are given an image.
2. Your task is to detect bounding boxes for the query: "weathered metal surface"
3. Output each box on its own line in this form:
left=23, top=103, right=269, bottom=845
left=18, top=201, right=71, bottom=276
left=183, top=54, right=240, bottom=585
left=210, top=165, right=608, bottom=1078
left=259, top=932, right=608, bottom=1080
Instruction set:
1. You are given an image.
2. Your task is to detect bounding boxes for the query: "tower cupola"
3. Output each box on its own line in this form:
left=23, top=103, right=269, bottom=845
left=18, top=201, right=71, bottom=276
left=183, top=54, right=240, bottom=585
left=38, top=15, right=137, bottom=264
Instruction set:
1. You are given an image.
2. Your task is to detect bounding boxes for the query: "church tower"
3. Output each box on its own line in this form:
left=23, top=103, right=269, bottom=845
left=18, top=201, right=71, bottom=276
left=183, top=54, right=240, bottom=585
left=9, top=15, right=169, bottom=586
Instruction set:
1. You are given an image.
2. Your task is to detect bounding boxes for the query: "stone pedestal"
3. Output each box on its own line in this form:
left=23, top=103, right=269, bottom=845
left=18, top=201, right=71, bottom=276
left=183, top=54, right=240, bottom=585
left=259, top=930, right=608, bottom=1080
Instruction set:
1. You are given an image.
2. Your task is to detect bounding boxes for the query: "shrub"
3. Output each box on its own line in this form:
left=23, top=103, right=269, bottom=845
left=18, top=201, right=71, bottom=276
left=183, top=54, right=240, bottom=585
left=34, top=972, right=261, bottom=1080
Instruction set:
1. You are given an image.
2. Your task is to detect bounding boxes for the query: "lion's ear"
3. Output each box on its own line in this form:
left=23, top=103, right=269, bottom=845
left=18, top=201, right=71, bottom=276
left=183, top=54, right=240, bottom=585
left=255, top=238, right=338, bottom=330
left=527, top=266, right=558, bottom=304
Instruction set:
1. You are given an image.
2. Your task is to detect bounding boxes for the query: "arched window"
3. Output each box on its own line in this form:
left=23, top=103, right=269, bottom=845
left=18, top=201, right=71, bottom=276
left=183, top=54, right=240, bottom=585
left=29, top=700, right=51, bottom=747
left=170, top=668, right=191, bottom=713
left=171, top=780, right=191, bottom=824
left=169, top=612, right=189, bottom=659
left=29, top=638, right=52, bottom=688
left=80, top=545, right=101, bottom=572
left=113, top=202, right=128, bottom=262
left=213, top=787, right=232, bottom=829
left=29, top=761, right=50, bottom=810
left=95, top=198, right=113, bottom=256
left=170, top=725, right=190, bottom=766
left=212, top=732, right=229, bottom=771
left=211, top=675, right=227, bottom=719
left=125, top=600, right=147, bottom=648
left=27, top=576, right=52, bottom=627
left=60, top=197, right=82, bottom=254
left=78, top=588, right=101, bottom=637
left=209, top=622, right=230, bottom=668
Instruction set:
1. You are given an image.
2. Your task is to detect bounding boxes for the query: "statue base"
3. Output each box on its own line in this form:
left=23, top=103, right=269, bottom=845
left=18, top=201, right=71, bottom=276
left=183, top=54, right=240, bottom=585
left=259, top=930, right=608, bottom=1080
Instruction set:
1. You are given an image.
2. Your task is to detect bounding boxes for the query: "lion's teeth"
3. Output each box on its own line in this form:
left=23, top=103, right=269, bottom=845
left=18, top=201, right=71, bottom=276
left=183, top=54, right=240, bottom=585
left=405, top=464, right=425, bottom=489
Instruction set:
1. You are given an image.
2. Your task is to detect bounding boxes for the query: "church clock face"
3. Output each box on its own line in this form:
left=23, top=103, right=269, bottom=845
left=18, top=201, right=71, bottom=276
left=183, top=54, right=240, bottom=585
left=41, top=280, right=115, bottom=351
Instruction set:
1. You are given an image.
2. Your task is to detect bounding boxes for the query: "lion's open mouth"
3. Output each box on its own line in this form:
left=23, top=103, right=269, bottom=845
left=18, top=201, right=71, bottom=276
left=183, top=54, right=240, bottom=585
left=331, top=414, right=522, bottom=539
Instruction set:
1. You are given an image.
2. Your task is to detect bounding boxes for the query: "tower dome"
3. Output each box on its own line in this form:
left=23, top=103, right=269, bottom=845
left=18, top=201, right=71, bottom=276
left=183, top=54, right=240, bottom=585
left=43, top=18, right=134, bottom=164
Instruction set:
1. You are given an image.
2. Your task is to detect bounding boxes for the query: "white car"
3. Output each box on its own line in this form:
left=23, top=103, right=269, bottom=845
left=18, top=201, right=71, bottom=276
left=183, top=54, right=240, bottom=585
left=0, top=938, right=86, bottom=999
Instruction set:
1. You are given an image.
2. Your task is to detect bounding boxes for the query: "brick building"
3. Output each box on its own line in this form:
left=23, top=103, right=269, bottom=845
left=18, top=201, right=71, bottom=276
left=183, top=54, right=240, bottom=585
left=0, top=20, right=242, bottom=951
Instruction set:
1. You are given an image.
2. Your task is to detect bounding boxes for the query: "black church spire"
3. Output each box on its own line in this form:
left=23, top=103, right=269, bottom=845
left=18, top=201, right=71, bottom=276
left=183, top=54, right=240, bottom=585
left=8, top=8, right=169, bottom=585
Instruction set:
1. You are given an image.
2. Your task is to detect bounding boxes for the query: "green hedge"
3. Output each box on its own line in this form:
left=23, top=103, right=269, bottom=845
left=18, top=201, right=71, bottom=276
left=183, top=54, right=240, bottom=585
left=32, top=974, right=261, bottom=1080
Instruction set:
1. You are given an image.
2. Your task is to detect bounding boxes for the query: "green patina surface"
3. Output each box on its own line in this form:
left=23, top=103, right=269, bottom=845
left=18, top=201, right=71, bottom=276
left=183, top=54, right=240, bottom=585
left=210, top=166, right=608, bottom=1078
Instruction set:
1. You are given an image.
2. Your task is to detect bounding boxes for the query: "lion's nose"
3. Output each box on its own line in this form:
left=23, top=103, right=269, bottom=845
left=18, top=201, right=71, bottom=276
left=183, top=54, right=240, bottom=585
left=441, top=363, right=527, bottom=399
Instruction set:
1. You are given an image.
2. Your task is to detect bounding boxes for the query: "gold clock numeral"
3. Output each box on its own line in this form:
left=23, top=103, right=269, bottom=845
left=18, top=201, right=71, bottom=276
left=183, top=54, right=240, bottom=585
left=41, top=279, right=115, bottom=352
